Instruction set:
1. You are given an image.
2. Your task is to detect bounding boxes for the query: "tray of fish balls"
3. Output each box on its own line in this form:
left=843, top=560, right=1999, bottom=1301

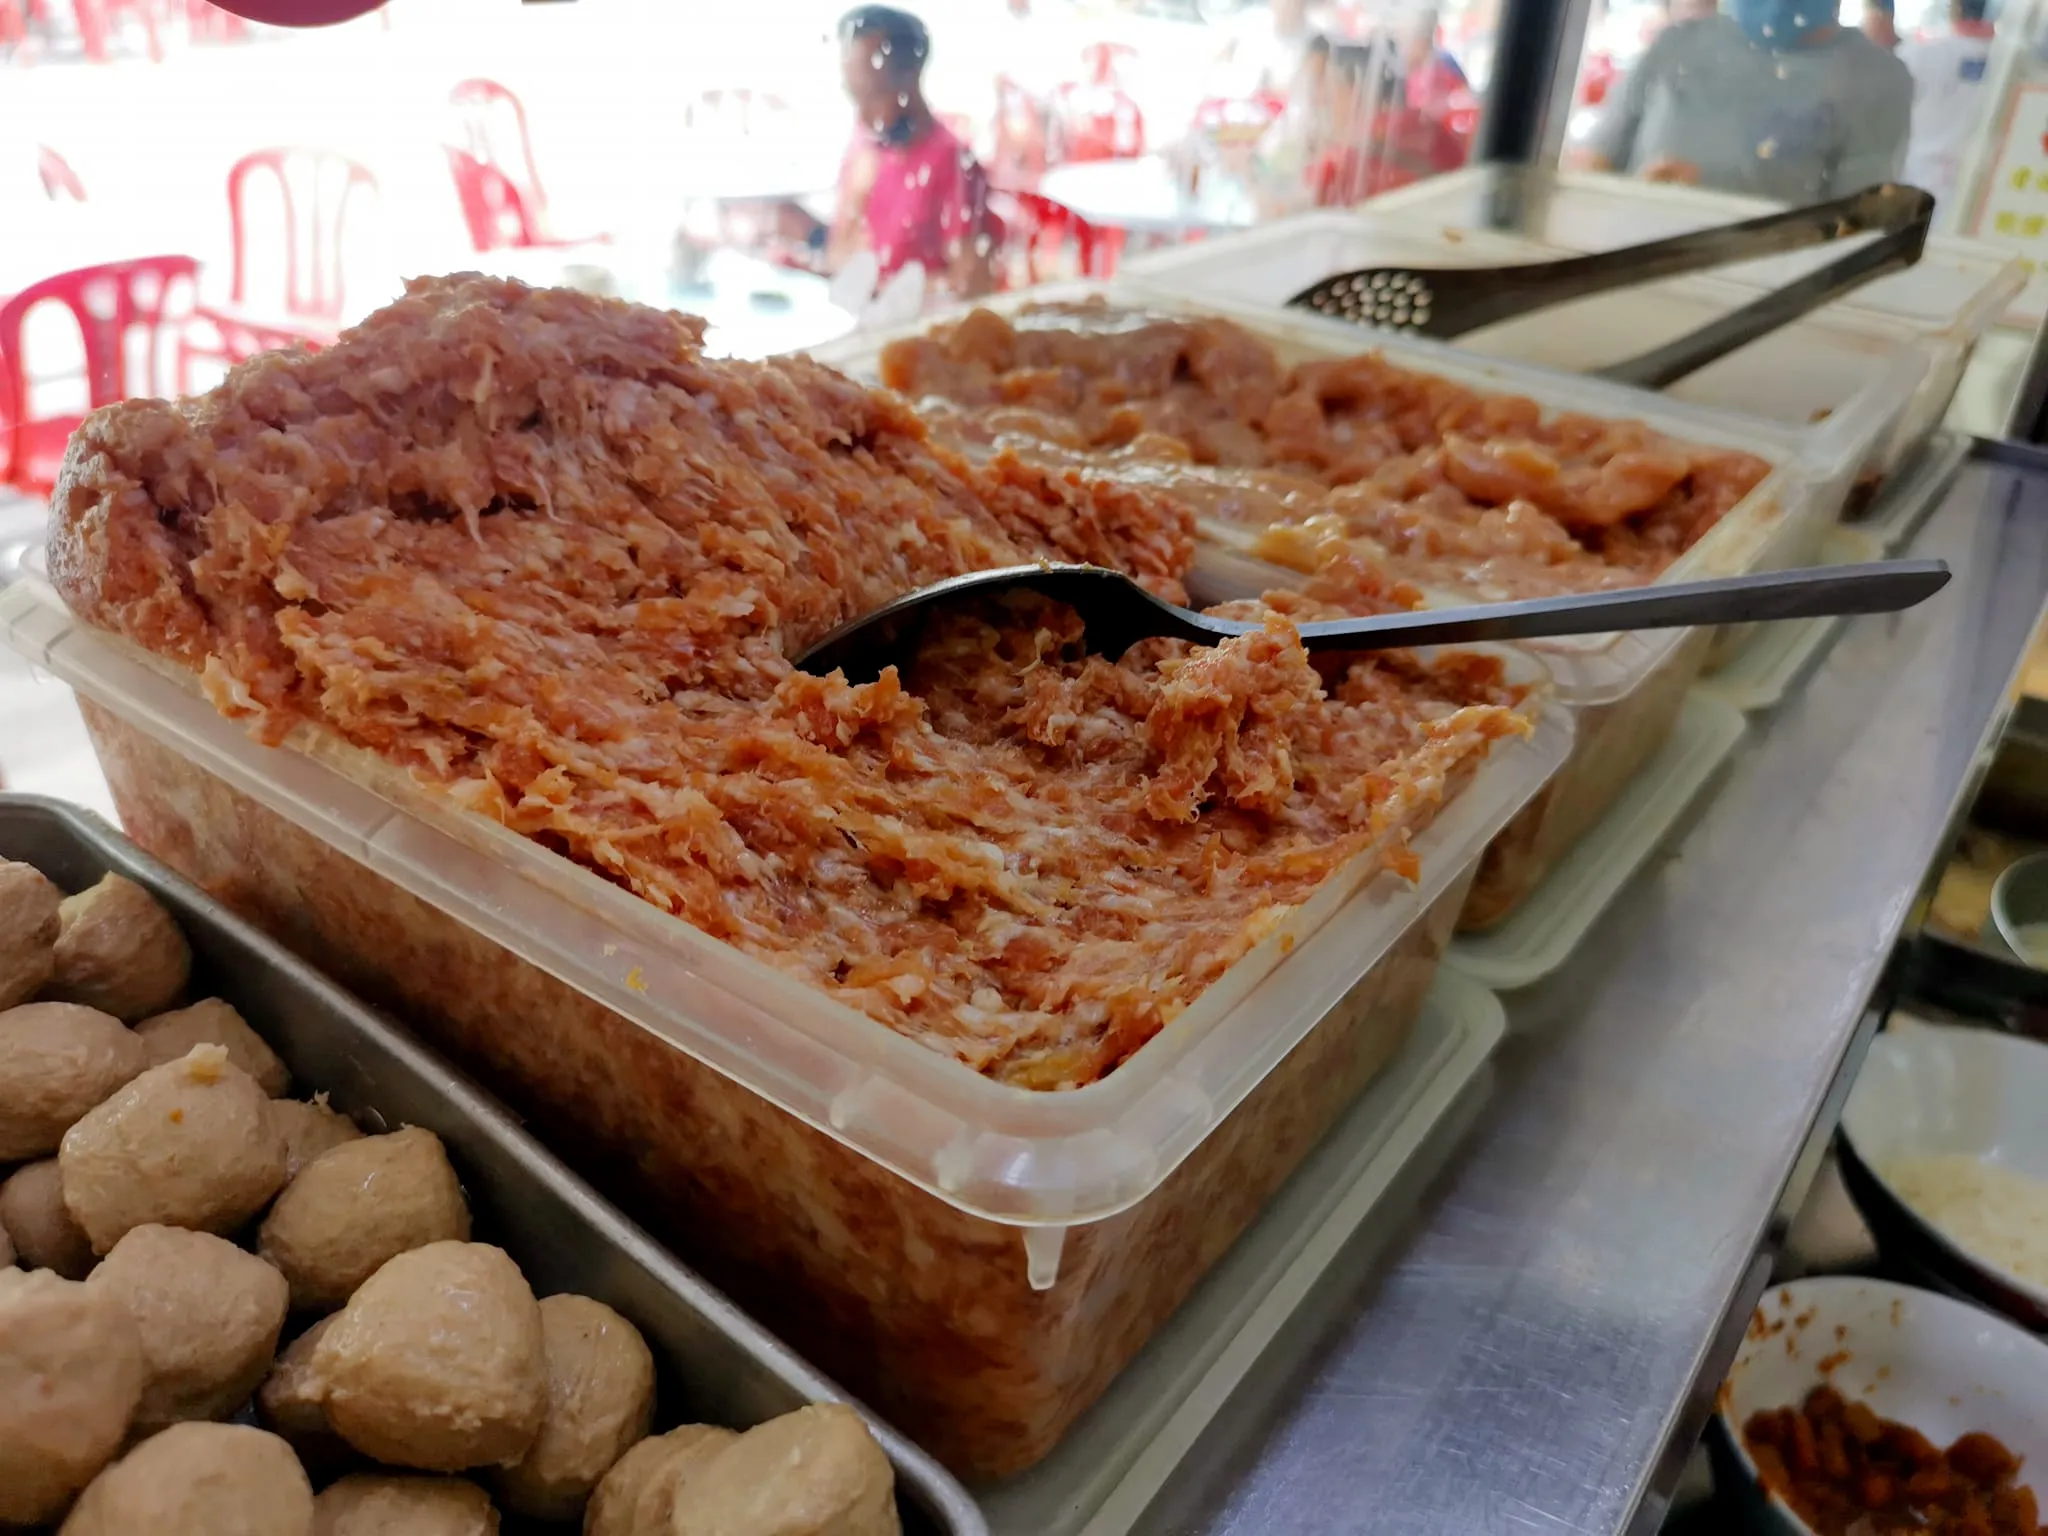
left=0, top=793, right=983, bottom=1536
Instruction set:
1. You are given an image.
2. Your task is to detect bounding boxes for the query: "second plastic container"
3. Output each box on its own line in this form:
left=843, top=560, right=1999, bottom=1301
left=0, top=568, right=1569, bottom=1480
left=820, top=285, right=1904, bottom=927
left=1175, top=169, right=2025, bottom=496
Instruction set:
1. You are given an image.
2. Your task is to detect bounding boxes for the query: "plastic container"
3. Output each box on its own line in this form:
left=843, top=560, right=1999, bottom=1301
left=1119, top=209, right=1941, bottom=506
left=818, top=281, right=1899, bottom=674
left=1445, top=691, right=1746, bottom=994
left=824, top=285, right=1893, bottom=929
left=982, top=969, right=1504, bottom=1534
left=0, top=569, right=1568, bottom=1478
left=1308, top=169, right=2026, bottom=492
left=0, top=793, right=984, bottom=1536
left=1699, top=528, right=1879, bottom=712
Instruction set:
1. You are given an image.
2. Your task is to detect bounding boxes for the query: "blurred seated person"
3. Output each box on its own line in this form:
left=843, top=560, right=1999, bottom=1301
left=1219, top=0, right=1321, bottom=96
left=825, top=5, right=1002, bottom=298
left=1259, top=40, right=1464, bottom=208
left=1396, top=8, right=1472, bottom=123
left=1899, top=0, right=1997, bottom=205
left=1251, top=34, right=1341, bottom=199
left=1579, top=0, right=1910, bottom=201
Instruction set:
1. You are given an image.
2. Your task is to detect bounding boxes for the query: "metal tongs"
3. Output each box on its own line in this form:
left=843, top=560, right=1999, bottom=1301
left=1287, top=184, right=1935, bottom=390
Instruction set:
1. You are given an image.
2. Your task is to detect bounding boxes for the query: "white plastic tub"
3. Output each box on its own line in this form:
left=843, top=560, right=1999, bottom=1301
left=0, top=562, right=1567, bottom=1478
left=1121, top=210, right=1937, bottom=504
left=820, top=284, right=1903, bottom=927
left=819, top=282, right=1909, bottom=700
left=1251, top=169, right=2028, bottom=492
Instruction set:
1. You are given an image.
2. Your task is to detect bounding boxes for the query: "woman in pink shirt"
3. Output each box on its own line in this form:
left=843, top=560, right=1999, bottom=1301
left=831, top=6, right=1002, bottom=297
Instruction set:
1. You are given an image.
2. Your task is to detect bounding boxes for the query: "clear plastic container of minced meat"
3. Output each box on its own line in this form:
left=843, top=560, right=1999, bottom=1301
left=1, top=274, right=1570, bottom=1481
left=1198, top=170, right=2024, bottom=498
left=819, top=284, right=1912, bottom=931
left=1120, top=208, right=1954, bottom=518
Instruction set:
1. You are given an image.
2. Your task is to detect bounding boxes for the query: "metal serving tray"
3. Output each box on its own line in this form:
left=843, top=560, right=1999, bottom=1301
left=0, top=792, right=985, bottom=1536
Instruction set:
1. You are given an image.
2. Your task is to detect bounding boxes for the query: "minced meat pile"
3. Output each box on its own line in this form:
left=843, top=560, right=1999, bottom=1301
left=880, top=301, right=1774, bottom=601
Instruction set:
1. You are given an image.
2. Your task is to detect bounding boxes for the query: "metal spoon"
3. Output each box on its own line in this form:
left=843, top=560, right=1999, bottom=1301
left=793, top=558, right=1950, bottom=683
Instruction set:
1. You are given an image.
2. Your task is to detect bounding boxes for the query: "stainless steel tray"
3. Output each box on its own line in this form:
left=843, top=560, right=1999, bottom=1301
left=0, top=792, right=985, bottom=1536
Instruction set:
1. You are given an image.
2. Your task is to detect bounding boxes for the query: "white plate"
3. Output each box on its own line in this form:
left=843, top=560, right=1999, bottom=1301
left=1716, top=1276, right=2048, bottom=1536
left=1841, top=1021, right=2048, bottom=1317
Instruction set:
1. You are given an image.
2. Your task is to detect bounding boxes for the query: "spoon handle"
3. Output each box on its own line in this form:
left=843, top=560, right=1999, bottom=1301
left=1292, top=560, right=1951, bottom=652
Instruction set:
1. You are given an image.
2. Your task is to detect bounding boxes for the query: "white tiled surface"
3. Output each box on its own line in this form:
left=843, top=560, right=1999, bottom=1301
left=0, top=491, right=114, bottom=821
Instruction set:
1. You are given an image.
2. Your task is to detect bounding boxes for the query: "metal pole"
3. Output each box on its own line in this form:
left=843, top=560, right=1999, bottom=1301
left=1475, top=0, right=1596, bottom=168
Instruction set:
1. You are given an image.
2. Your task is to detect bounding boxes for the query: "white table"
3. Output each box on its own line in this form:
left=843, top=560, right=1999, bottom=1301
left=670, top=127, right=844, bottom=205
left=1036, top=153, right=1261, bottom=236
left=683, top=248, right=856, bottom=359
left=472, top=243, right=854, bottom=361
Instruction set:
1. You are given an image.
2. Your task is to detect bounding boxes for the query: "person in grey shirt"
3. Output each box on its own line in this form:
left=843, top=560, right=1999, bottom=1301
left=1583, top=0, right=1912, bottom=203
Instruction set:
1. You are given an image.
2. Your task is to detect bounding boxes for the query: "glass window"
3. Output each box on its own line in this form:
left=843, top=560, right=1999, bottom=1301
left=1, top=0, right=1497, bottom=370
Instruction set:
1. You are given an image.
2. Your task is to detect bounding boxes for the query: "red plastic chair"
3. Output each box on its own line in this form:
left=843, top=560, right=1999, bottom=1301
left=1050, top=84, right=1145, bottom=164
left=990, top=74, right=1049, bottom=191
left=450, top=78, right=549, bottom=222
left=1578, top=51, right=1619, bottom=108
left=990, top=190, right=1111, bottom=284
left=37, top=146, right=85, bottom=201
left=447, top=79, right=604, bottom=247
left=445, top=146, right=559, bottom=253
left=1050, top=41, right=1145, bottom=164
left=179, top=148, right=377, bottom=390
left=1190, top=93, right=1285, bottom=146
left=0, top=255, right=197, bottom=495
left=183, top=0, right=245, bottom=42
left=1310, top=107, right=1472, bottom=204
left=225, top=148, right=375, bottom=325
left=72, top=0, right=161, bottom=63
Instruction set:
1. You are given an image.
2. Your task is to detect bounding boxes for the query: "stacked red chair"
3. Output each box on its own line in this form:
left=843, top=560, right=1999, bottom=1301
left=0, top=255, right=198, bottom=495
left=445, top=146, right=564, bottom=252
left=1050, top=42, right=1146, bottom=164
left=446, top=78, right=605, bottom=248
left=989, top=189, right=1111, bottom=285
left=36, top=145, right=85, bottom=201
left=177, top=148, right=377, bottom=389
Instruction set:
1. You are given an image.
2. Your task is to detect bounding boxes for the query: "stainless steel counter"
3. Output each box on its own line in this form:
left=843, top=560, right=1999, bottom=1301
left=1138, top=446, right=2048, bottom=1536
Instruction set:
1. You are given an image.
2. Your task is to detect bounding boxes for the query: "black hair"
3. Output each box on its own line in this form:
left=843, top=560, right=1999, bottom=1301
left=840, top=6, right=930, bottom=77
left=1956, top=0, right=1989, bottom=21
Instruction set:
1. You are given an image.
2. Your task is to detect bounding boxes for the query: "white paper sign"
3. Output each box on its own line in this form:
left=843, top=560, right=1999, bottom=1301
left=1966, top=80, right=2048, bottom=325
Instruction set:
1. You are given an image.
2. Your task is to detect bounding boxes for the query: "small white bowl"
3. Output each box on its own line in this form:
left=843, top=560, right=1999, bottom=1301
left=1713, top=1276, right=2048, bottom=1535
left=1839, top=1021, right=2048, bottom=1327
